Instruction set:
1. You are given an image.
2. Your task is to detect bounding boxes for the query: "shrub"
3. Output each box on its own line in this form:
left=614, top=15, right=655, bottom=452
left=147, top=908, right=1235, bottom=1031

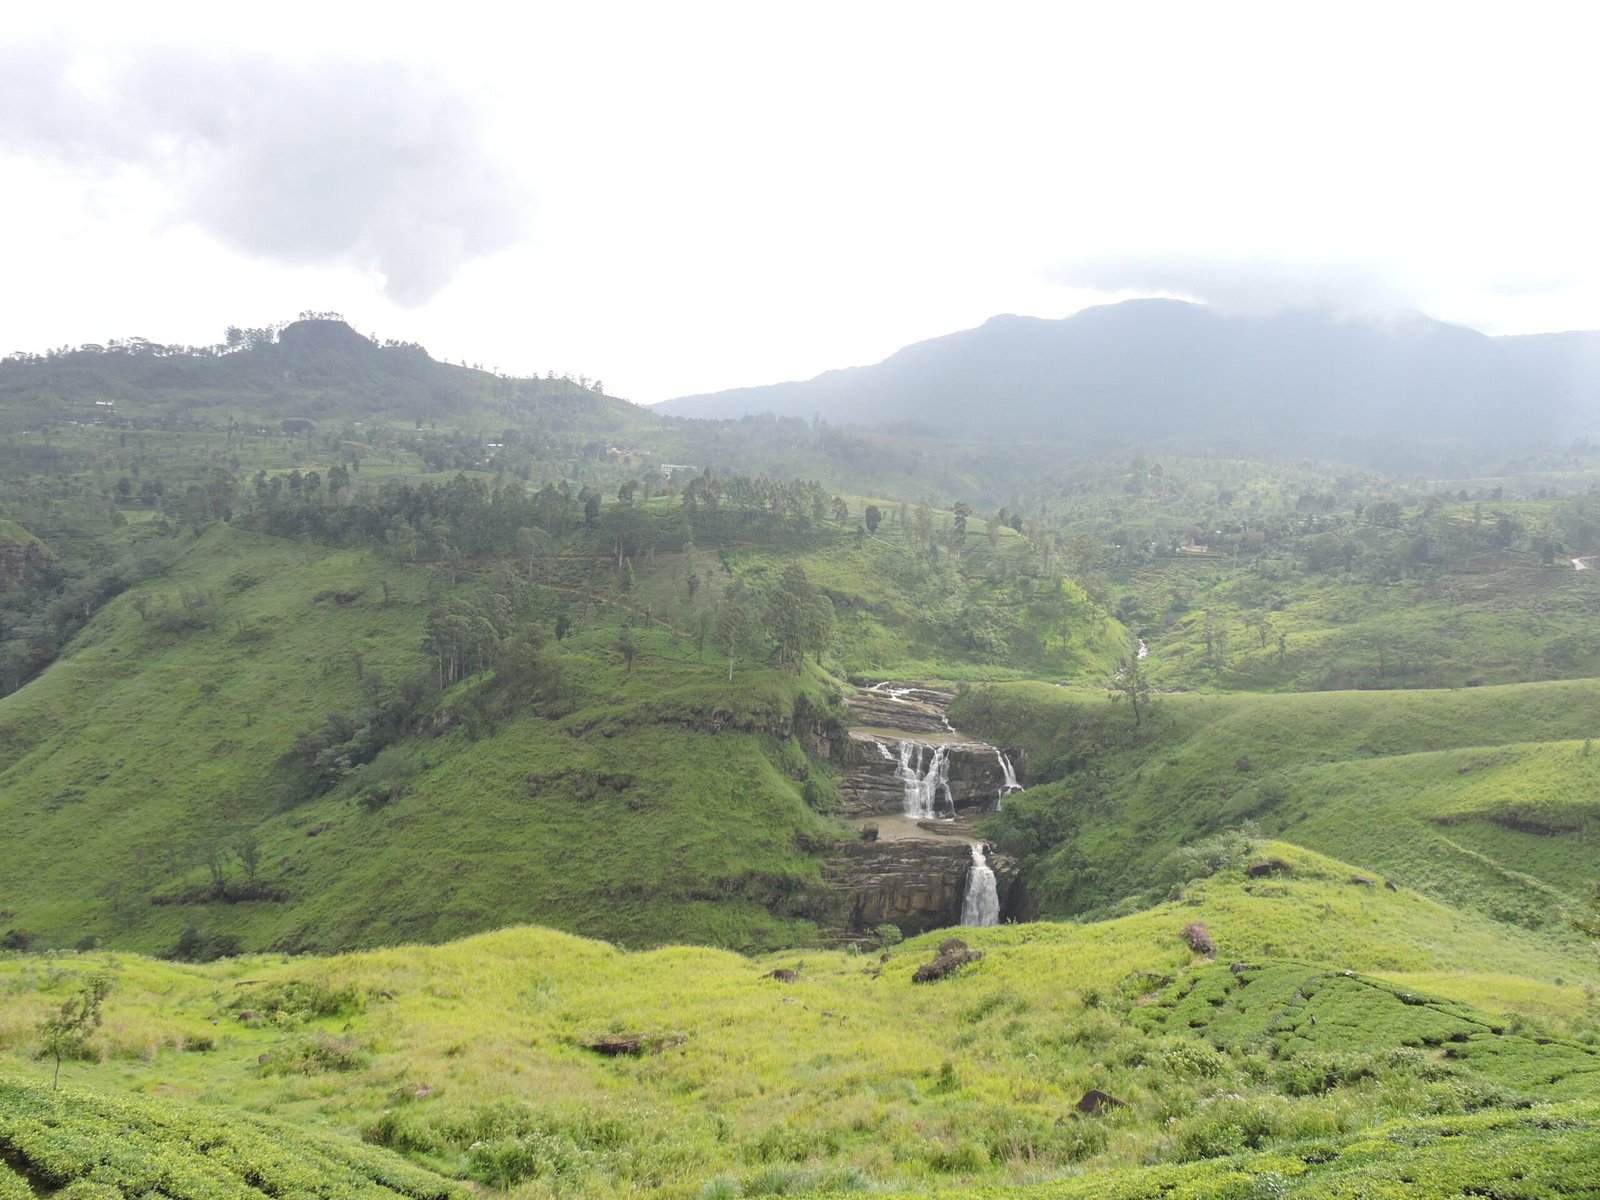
left=1153, top=824, right=1260, bottom=891
left=260, top=1032, right=368, bottom=1075
left=466, top=1130, right=595, bottom=1191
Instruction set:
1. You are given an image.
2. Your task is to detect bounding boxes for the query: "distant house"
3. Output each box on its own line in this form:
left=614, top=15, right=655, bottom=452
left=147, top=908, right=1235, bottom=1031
left=659, top=464, right=698, bottom=479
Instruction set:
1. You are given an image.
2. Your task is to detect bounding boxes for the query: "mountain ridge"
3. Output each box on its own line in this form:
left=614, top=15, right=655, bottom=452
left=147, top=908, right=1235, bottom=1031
left=659, top=300, right=1600, bottom=462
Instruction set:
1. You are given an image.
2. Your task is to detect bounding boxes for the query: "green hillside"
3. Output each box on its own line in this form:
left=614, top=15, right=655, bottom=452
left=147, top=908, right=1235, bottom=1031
left=3, top=320, right=1600, bottom=1195
left=957, top=680, right=1600, bottom=936
left=0, top=521, right=856, bottom=956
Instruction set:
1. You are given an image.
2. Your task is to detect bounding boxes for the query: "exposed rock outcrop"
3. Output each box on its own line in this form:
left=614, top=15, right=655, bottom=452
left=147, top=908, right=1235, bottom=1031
left=821, top=839, right=1023, bottom=937
left=913, top=947, right=983, bottom=983
left=847, top=684, right=953, bottom=734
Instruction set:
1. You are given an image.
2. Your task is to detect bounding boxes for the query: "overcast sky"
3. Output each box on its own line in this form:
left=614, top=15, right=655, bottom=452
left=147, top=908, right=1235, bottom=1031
left=3, top=2, right=1597, bottom=403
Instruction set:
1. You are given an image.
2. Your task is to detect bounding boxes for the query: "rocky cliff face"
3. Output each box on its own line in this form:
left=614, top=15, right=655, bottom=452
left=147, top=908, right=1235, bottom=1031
left=814, top=681, right=1035, bottom=942
left=847, top=685, right=953, bottom=734
left=821, top=838, right=1024, bottom=937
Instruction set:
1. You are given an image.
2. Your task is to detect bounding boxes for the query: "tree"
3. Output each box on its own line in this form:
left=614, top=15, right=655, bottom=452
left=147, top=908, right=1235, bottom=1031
left=914, top=502, right=934, bottom=553
left=617, top=626, right=637, bottom=677
left=952, top=501, right=971, bottom=538
left=714, top=583, right=761, bottom=683
left=235, top=834, right=261, bottom=884
left=1571, top=882, right=1600, bottom=940
left=765, top=565, right=834, bottom=671
left=39, top=971, right=113, bottom=1089
left=864, top=505, right=882, bottom=534
left=1108, top=656, right=1152, bottom=727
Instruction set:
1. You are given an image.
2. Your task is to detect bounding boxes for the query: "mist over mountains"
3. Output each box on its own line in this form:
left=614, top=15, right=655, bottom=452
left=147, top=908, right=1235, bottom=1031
left=661, top=300, right=1600, bottom=462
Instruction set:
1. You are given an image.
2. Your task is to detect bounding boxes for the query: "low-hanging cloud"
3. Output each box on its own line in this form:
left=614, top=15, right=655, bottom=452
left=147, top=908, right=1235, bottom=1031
left=1046, top=252, right=1414, bottom=320
left=0, top=39, right=529, bottom=304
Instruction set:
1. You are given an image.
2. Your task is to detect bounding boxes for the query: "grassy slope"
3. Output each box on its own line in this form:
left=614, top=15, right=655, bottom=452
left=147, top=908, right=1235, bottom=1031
left=954, top=679, right=1600, bottom=933
left=0, top=524, right=841, bottom=956
left=1134, top=556, right=1600, bottom=692
left=0, top=845, right=1594, bottom=1197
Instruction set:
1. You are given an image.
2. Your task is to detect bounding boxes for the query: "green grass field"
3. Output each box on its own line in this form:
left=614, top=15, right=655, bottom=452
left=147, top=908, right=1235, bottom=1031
left=1, top=844, right=1594, bottom=1197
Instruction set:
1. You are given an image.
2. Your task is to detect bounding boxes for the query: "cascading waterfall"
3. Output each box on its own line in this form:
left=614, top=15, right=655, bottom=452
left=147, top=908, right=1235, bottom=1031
left=960, top=843, right=1000, bottom=926
left=896, top=740, right=954, bottom=819
left=994, top=750, right=1023, bottom=811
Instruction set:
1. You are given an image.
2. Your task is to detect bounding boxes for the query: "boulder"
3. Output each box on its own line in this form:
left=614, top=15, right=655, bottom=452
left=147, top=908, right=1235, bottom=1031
left=912, top=948, right=982, bottom=983
left=1075, top=1089, right=1127, bottom=1116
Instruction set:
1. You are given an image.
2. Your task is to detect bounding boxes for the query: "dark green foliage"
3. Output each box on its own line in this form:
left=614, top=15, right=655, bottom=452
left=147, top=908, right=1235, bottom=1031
left=0, top=1076, right=463, bottom=1197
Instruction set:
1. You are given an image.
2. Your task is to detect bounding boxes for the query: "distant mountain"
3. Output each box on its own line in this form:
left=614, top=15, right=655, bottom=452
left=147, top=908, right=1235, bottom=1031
left=659, top=301, right=1600, bottom=459
left=0, top=317, right=647, bottom=436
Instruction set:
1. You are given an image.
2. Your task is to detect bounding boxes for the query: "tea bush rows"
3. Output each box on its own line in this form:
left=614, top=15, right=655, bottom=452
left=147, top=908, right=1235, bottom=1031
left=0, top=1077, right=462, bottom=1198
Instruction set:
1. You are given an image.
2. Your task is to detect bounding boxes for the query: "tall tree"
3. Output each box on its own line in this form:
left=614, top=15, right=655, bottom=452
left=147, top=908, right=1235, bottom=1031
left=714, top=582, right=762, bottom=683
left=1108, top=656, right=1152, bottom=727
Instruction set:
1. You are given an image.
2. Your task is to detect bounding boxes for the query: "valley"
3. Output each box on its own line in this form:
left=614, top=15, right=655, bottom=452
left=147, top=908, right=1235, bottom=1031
left=1, top=315, right=1598, bottom=1197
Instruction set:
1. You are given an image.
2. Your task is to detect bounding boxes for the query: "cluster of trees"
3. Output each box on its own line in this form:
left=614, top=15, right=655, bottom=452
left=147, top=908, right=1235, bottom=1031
left=703, top=566, right=835, bottom=681
left=681, top=473, right=851, bottom=536
left=245, top=472, right=600, bottom=562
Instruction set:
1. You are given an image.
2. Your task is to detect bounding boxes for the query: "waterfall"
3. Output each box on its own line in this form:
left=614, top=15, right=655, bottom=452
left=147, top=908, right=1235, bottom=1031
left=961, top=844, right=1000, bottom=927
left=994, top=750, right=1023, bottom=811
left=873, top=739, right=895, bottom=761
left=896, top=740, right=954, bottom=819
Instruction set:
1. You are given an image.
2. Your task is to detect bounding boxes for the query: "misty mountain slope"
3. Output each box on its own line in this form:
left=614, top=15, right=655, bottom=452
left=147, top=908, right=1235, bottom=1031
left=0, top=317, right=650, bottom=435
left=662, top=301, right=1596, bottom=460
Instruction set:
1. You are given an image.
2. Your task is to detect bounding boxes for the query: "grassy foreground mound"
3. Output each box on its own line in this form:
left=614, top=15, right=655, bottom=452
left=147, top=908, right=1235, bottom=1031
left=1, top=844, right=1594, bottom=1197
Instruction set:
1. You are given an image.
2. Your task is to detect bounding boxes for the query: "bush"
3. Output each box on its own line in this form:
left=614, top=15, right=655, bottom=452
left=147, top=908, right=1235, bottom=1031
left=926, top=1138, right=990, bottom=1173
left=1153, top=824, right=1260, bottom=891
left=260, top=1032, right=367, bottom=1075
left=466, top=1130, right=595, bottom=1191
left=231, top=976, right=365, bottom=1022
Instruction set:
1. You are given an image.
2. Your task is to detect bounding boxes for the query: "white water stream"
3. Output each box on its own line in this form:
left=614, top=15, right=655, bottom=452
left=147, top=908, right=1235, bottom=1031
left=896, top=741, right=954, bottom=819
left=960, top=844, right=1000, bottom=926
left=994, top=750, right=1023, bottom=811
